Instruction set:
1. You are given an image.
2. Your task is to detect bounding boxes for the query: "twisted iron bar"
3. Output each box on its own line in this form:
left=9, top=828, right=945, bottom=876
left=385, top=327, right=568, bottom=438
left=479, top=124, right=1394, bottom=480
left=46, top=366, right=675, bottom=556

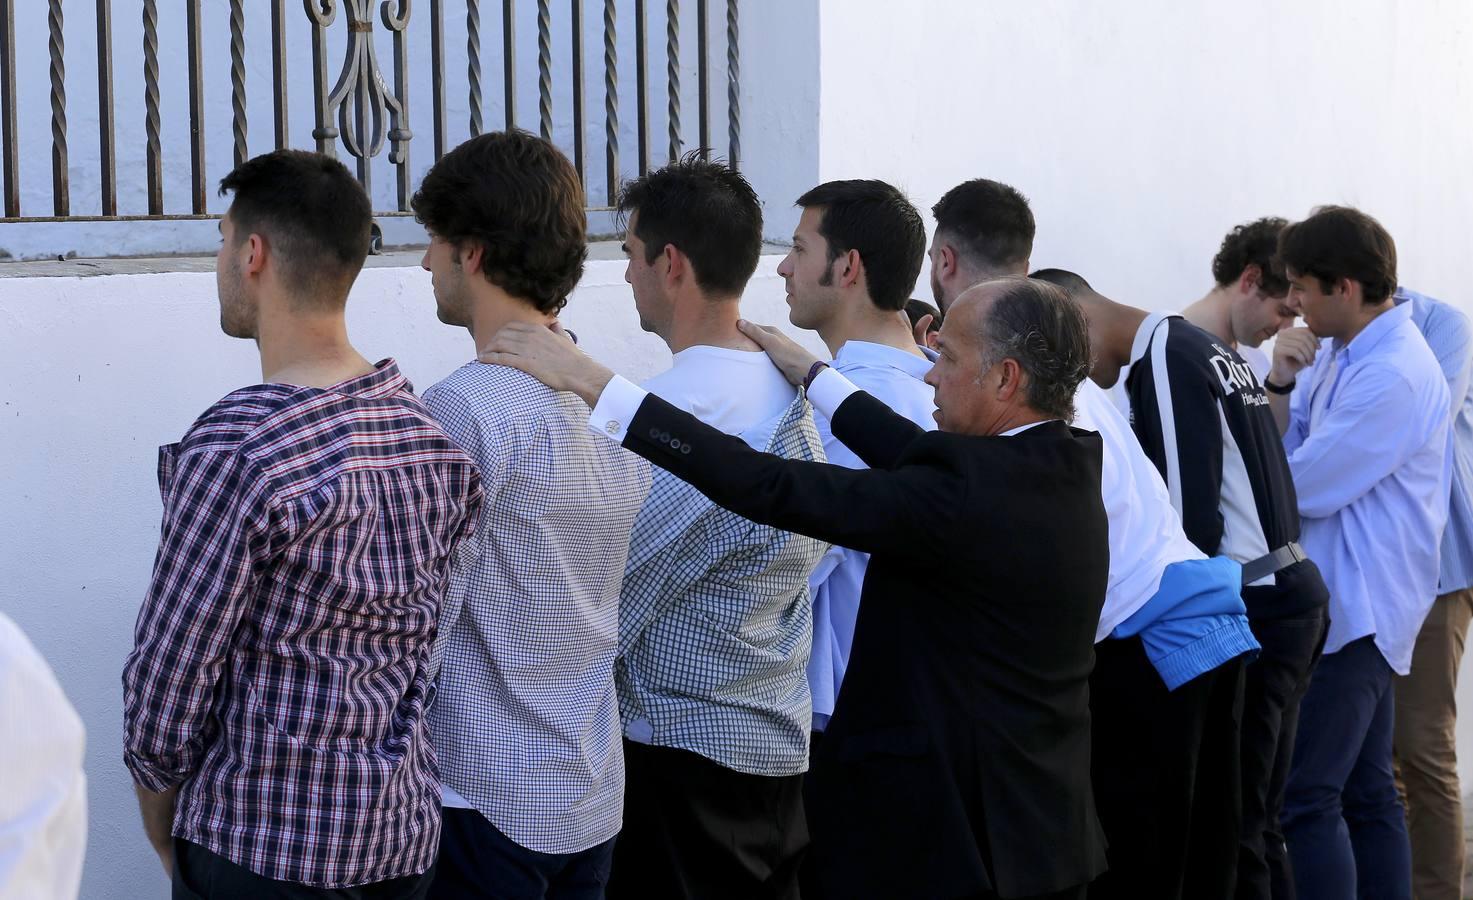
left=665, top=0, right=680, bottom=162
left=603, top=0, right=618, bottom=203
left=537, top=0, right=552, bottom=141
left=726, top=0, right=738, bottom=168
left=230, top=0, right=248, bottom=167
left=468, top=0, right=482, bottom=135
left=142, top=0, right=161, bottom=213
left=48, top=0, right=68, bottom=215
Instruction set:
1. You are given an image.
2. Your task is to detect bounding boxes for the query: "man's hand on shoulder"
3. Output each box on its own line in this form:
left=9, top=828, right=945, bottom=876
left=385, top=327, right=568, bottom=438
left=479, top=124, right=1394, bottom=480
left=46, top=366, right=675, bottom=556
left=480, top=322, right=614, bottom=406
left=736, top=319, right=821, bottom=386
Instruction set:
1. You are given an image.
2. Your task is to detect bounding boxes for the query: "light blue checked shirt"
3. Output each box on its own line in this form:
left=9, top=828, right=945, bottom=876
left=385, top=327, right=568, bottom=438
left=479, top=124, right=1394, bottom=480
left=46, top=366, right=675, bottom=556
left=424, top=363, right=651, bottom=855
left=1285, top=302, right=1451, bottom=673
left=617, top=386, right=828, bottom=777
left=1398, top=287, right=1473, bottom=594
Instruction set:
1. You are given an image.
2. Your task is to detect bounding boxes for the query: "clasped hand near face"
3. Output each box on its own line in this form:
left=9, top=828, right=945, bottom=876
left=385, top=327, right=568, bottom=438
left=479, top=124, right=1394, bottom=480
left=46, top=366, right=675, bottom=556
left=1270, top=326, right=1320, bottom=386
left=479, top=319, right=823, bottom=405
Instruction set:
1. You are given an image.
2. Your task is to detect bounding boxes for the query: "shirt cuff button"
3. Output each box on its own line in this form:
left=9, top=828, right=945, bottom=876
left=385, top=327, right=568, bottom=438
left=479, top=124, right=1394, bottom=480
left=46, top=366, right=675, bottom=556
left=605, top=420, right=620, bottom=435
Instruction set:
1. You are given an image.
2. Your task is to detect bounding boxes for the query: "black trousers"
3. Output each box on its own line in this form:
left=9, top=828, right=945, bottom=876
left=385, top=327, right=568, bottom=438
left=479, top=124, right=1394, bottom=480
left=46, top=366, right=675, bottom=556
left=1235, top=608, right=1328, bottom=900
left=1088, top=637, right=1247, bottom=900
left=429, top=807, right=616, bottom=900
left=606, top=739, right=807, bottom=900
left=171, top=838, right=433, bottom=900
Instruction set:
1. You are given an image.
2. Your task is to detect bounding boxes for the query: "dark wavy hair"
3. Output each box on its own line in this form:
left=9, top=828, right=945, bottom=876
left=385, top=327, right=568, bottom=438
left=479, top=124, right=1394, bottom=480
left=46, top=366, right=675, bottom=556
left=218, top=149, right=371, bottom=300
left=411, top=130, right=586, bottom=314
left=1277, top=206, right=1398, bottom=304
left=1212, top=217, right=1289, bottom=297
left=617, top=153, right=763, bottom=297
left=796, top=179, right=926, bottom=312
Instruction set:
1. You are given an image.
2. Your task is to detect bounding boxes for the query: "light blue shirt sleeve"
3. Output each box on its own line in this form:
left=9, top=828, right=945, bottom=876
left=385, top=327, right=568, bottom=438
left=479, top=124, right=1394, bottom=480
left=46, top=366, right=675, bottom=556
left=1283, top=359, right=1315, bottom=457
left=1287, top=363, right=1431, bottom=519
left=1426, top=304, right=1473, bottom=418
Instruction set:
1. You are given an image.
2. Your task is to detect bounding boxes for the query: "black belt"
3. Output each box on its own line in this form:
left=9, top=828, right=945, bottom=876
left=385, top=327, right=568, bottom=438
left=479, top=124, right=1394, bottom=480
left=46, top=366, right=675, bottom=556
left=1241, top=542, right=1307, bottom=586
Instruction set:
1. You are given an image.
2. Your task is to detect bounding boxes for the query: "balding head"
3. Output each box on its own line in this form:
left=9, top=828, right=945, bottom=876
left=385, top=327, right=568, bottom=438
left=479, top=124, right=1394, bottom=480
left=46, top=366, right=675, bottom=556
left=924, top=277, right=1092, bottom=434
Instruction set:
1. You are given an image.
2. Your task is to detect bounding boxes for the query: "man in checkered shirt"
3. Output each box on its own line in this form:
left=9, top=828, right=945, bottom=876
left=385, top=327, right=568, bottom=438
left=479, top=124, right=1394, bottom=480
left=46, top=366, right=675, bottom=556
left=122, top=151, right=482, bottom=898
left=414, top=132, right=652, bottom=899
left=598, top=158, right=829, bottom=900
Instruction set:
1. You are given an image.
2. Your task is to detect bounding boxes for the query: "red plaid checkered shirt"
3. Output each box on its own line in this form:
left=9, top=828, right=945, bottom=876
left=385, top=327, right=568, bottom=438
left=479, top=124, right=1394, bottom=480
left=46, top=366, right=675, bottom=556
left=122, top=360, right=482, bottom=888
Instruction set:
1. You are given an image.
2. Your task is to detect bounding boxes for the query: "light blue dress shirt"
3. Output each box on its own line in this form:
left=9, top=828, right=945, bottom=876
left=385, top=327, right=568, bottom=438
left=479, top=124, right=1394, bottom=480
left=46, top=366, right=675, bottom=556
left=1285, top=301, right=1451, bottom=673
left=807, top=341, right=937, bottom=731
left=1398, top=287, right=1473, bottom=594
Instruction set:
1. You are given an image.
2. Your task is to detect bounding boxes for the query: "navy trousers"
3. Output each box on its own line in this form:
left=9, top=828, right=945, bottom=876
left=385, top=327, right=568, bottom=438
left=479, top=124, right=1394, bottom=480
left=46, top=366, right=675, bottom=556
left=429, top=807, right=615, bottom=900
left=1282, top=636, right=1412, bottom=899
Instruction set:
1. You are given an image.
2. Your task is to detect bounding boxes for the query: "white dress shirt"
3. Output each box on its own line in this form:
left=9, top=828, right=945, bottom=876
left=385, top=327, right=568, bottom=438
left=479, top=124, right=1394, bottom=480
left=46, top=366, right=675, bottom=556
left=0, top=612, right=86, bottom=900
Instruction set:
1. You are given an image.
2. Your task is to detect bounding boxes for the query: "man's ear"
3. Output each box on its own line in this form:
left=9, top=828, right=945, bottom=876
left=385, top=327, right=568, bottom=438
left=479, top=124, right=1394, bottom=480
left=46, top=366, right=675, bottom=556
left=994, top=357, right=1024, bottom=402
left=458, top=241, right=486, bottom=278
left=937, top=244, right=957, bottom=279
left=241, top=233, right=268, bottom=278
left=840, top=249, right=864, bottom=290
left=662, top=243, right=686, bottom=286
left=1238, top=264, right=1262, bottom=296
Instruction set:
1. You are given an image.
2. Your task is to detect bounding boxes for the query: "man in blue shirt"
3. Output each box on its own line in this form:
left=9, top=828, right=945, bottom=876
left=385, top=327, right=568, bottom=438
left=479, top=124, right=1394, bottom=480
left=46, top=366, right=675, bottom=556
left=1266, top=207, right=1451, bottom=900
left=774, top=179, right=938, bottom=741
left=1392, top=287, right=1473, bottom=900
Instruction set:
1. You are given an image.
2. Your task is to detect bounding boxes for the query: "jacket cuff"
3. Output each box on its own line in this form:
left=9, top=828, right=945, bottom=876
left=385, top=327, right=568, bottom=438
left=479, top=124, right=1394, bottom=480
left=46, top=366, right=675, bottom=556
left=587, top=374, right=649, bottom=444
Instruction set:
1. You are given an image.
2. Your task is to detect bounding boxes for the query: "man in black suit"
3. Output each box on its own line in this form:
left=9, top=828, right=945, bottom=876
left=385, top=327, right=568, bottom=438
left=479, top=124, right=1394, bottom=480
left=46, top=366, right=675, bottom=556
left=482, top=277, right=1110, bottom=900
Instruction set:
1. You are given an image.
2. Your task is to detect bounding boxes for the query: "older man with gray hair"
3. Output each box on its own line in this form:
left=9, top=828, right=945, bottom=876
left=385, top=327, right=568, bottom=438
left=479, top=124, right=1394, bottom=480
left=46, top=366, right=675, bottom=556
left=481, top=277, right=1109, bottom=900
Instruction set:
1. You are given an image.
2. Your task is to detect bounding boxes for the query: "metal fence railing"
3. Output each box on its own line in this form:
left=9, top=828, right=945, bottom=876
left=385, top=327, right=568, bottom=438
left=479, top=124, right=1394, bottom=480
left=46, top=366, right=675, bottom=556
left=0, top=0, right=741, bottom=247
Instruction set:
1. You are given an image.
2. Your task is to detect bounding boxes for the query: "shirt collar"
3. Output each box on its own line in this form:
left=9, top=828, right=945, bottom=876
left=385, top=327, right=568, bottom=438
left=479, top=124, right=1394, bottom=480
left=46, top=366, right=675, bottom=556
left=999, top=419, right=1058, bottom=437
left=833, top=340, right=935, bottom=379
left=329, top=359, right=411, bottom=399
left=1129, top=311, right=1179, bottom=367
left=1334, top=302, right=1412, bottom=365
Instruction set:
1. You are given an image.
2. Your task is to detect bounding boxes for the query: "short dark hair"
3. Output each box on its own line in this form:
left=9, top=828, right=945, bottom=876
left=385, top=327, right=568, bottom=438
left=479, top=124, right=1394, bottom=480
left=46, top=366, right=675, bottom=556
left=412, top=130, right=586, bottom=314
left=905, top=297, right=942, bottom=333
left=1028, top=268, right=1092, bottom=296
left=1277, top=206, right=1397, bottom=304
left=931, top=179, right=1035, bottom=273
left=976, top=277, right=1092, bottom=421
left=617, top=153, right=762, bottom=297
left=794, top=179, right=926, bottom=312
left=1212, top=217, right=1290, bottom=296
left=218, top=149, right=371, bottom=298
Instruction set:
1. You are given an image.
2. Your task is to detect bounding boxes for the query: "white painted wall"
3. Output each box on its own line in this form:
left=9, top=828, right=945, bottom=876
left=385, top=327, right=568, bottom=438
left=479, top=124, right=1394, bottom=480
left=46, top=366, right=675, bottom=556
left=815, top=0, right=1473, bottom=318
left=0, top=254, right=822, bottom=899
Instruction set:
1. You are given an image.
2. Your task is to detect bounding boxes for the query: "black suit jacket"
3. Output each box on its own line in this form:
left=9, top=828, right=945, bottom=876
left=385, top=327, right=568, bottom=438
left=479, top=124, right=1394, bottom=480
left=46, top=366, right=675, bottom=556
left=623, top=388, right=1110, bottom=899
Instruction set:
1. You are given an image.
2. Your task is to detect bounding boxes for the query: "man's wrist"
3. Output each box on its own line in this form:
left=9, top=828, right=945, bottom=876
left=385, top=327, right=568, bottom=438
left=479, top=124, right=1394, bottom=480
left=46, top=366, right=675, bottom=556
left=575, top=366, right=616, bottom=407
left=802, top=360, right=830, bottom=392
left=1263, top=374, right=1296, bottom=395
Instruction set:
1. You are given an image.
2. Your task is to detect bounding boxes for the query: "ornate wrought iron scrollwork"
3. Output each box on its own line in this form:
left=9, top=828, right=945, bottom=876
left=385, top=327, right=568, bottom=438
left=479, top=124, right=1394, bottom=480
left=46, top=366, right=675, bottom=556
left=303, top=0, right=412, bottom=200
